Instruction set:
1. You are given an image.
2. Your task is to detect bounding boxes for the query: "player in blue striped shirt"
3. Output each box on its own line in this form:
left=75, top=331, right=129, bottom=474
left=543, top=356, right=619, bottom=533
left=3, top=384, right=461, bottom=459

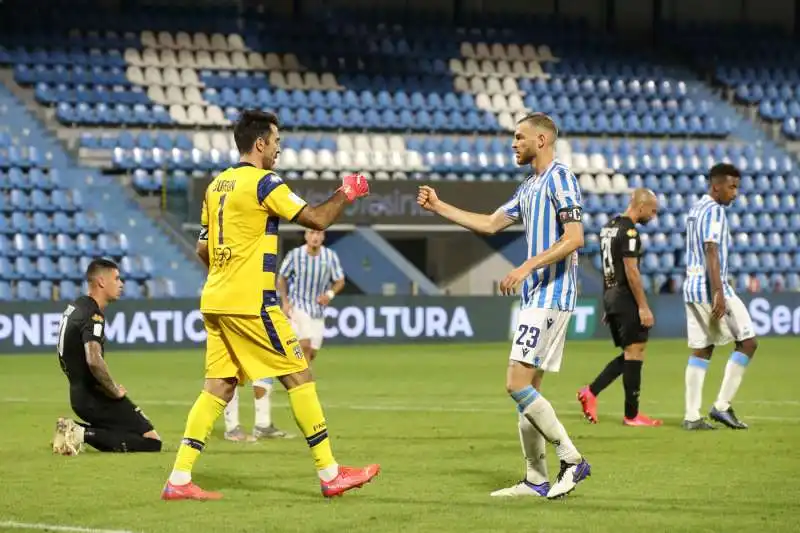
left=417, top=112, right=590, bottom=499
left=682, top=163, right=757, bottom=431
left=277, top=229, right=345, bottom=362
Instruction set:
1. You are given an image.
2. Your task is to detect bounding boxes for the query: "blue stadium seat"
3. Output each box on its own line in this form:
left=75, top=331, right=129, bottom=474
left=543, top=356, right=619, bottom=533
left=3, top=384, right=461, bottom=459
left=17, top=280, right=37, bottom=301
left=0, top=281, right=11, bottom=301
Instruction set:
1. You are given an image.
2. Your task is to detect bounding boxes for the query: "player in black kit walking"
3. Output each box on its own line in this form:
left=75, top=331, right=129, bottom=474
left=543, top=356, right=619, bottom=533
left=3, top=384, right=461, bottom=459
left=52, top=258, right=162, bottom=455
left=577, top=189, right=663, bottom=427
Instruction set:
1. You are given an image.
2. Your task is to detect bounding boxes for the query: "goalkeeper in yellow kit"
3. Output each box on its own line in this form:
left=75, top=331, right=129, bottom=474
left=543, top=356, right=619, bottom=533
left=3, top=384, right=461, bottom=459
left=161, top=110, right=378, bottom=500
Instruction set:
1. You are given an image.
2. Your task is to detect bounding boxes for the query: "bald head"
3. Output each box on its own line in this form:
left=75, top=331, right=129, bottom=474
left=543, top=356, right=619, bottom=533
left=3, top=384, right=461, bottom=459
left=626, top=187, right=659, bottom=224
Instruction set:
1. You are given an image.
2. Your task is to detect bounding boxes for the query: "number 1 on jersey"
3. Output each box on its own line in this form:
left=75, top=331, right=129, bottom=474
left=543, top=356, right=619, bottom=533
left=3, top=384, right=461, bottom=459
left=217, top=193, right=227, bottom=245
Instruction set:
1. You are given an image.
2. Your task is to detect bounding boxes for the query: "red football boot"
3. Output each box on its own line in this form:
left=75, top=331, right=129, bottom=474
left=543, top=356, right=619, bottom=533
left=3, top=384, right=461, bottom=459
left=320, top=464, right=381, bottom=498
left=577, top=386, right=599, bottom=424
left=623, top=413, right=663, bottom=427
left=161, top=481, right=223, bottom=501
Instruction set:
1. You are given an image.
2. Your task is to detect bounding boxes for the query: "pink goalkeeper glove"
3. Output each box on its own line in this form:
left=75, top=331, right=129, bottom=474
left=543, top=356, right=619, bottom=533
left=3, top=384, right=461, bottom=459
left=338, top=173, right=369, bottom=202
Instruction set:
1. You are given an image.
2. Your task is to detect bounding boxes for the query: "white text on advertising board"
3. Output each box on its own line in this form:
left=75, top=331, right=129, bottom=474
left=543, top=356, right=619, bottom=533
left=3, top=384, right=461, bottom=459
left=0, top=310, right=206, bottom=347
left=323, top=306, right=473, bottom=339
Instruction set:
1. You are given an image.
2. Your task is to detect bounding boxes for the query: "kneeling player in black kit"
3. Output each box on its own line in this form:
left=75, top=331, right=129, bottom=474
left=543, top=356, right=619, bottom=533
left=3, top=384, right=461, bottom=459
left=577, top=188, right=663, bottom=427
left=52, top=258, right=162, bottom=455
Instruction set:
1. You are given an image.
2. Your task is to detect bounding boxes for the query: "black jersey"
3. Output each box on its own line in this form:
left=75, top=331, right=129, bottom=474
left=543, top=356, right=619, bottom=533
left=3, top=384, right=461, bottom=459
left=56, top=295, right=107, bottom=391
left=600, top=216, right=642, bottom=307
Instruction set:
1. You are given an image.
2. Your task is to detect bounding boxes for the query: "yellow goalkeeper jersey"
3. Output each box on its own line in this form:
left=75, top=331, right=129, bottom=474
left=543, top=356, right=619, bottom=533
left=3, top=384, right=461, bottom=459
left=199, top=162, right=307, bottom=316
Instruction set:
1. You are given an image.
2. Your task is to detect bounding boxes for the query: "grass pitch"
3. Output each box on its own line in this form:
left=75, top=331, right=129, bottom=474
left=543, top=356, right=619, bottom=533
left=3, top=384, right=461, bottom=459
left=1, top=338, right=799, bottom=533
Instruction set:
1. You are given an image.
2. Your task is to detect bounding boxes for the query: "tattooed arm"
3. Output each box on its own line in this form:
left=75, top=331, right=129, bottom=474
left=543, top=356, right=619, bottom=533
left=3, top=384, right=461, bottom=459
left=84, top=341, right=124, bottom=399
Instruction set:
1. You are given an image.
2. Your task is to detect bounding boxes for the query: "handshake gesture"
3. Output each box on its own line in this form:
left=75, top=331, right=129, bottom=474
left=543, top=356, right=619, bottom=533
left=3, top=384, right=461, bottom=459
left=338, top=173, right=370, bottom=202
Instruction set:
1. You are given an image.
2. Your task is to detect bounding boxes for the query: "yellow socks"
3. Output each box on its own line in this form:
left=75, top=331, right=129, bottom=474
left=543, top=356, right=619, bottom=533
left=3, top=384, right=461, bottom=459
left=168, top=390, right=227, bottom=485
left=288, top=382, right=338, bottom=480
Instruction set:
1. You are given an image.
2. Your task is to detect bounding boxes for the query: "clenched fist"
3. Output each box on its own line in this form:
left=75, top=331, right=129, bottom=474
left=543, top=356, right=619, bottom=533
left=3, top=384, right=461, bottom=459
left=417, top=185, right=440, bottom=212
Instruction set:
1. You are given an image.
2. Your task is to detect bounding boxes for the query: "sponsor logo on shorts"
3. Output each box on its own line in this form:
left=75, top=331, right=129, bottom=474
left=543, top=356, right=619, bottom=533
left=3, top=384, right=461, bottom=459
left=293, top=344, right=303, bottom=360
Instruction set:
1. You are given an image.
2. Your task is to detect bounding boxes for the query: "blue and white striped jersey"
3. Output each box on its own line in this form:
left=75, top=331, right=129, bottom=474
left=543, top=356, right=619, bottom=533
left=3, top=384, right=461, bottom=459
left=683, top=194, right=734, bottom=303
left=279, top=245, right=345, bottom=319
left=500, top=159, right=582, bottom=312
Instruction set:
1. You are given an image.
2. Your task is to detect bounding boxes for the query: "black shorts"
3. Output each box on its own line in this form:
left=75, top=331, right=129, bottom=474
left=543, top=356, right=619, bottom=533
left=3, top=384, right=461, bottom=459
left=70, top=388, right=154, bottom=435
left=605, top=297, right=649, bottom=348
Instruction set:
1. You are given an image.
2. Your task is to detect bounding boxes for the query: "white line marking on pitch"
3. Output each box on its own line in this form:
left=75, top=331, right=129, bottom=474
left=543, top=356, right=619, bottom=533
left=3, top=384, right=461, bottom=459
left=2, top=397, right=799, bottom=422
left=0, top=521, right=137, bottom=533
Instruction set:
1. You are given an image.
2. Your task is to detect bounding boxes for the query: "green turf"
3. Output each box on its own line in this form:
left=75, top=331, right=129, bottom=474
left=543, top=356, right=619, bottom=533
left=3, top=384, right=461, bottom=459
left=1, top=338, right=798, bottom=533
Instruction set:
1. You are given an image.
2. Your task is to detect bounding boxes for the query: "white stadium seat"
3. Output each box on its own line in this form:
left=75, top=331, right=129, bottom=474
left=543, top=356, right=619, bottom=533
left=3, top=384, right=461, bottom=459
left=140, top=31, right=157, bottom=49
left=195, top=50, right=214, bottom=69
left=335, top=151, right=353, bottom=169
left=538, top=44, right=558, bottom=62
left=141, top=48, right=160, bottom=67
left=491, top=43, right=507, bottom=60
left=158, top=31, right=176, bottom=49
left=453, top=76, right=470, bottom=93
left=336, top=135, right=354, bottom=152
left=372, top=151, right=388, bottom=170
left=491, top=93, right=509, bottom=112
left=317, top=149, right=336, bottom=170
left=354, top=135, right=371, bottom=152
left=320, top=72, right=341, bottom=90
left=611, top=173, right=629, bottom=193
left=280, top=148, right=299, bottom=169
left=480, top=59, right=497, bottom=77
left=485, top=77, right=502, bottom=96
left=159, top=49, right=178, bottom=68
left=144, top=66, right=163, bottom=85
left=464, top=58, right=480, bottom=77
left=210, top=132, right=230, bottom=151
left=231, top=51, right=249, bottom=70
left=594, top=173, right=612, bottom=193
left=227, top=34, right=246, bottom=51
left=193, top=32, right=211, bottom=50
left=449, top=58, right=465, bottom=76
left=169, top=104, right=190, bottom=125
left=180, top=68, right=201, bottom=86
left=579, top=173, right=596, bottom=193
left=265, top=53, right=282, bottom=70
left=210, top=33, right=229, bottom=51
left=388, top=135, right=405, bottom=153
left=212, top=51, right=232, bottom=70
left=176, top=32, right=193, bottom=50
left=286, top=71, right=305, bottom=89
left=187, top=104, right=210, bottom=126
left=507, top=44, right=523, bottom=60
left=206, top=106, right=227, bottom=126
left=269, top=71, right=287, bottom=88
left=162, top=67, right=181, bottom=86
left=496, top=60, right=512, bottom=78
left=475, top=42, right=491, bottom=59
left=177, top=50, right=197, bottom=68
left=124, top=48, right=143, bottom=67
left=283, top=53, right=302, bottom=71
left=459, top=42, right=475, bottom=58
left=147, top=85, right=168, bottom=105
left=299, top=148, right=317, bottom=168
left=126, top=66, right=144, bottom=85
left=371, top=135, right=389, bottom=153
left=304, top=72, right=323, bottom=90
left=193, top=132, right=211, bottom=151
left=184, top=86, right=204, bottom=105
left=353, top=150, right=370, bottom=169
left=248, top=52, right=266, bottom=70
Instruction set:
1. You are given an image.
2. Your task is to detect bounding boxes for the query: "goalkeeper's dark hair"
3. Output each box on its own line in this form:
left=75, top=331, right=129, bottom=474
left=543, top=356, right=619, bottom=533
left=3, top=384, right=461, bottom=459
left=709, top=163, right=741, bottom=184
left=86, top=258, right=119, bottom=283
left=233, top=109, right=280, bottom=154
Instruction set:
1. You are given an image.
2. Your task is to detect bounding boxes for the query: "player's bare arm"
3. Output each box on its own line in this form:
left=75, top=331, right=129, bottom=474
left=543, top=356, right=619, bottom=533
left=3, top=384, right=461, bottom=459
left=84, top=341, right=124, bottom=399
left=704, top=242, right=726, bottom=319
left=623, top=256, right=654, bottom=328
left=318, top=277, right=345, bottom=306
left=500, top=221, right=584, bottom=295
left=417, top=185, right=514, bottom=234
left=196, top=239, right=209, bottom=268
left=294, top=174, right=369, bottom=230
left=277, top=274, right=292, bottom=316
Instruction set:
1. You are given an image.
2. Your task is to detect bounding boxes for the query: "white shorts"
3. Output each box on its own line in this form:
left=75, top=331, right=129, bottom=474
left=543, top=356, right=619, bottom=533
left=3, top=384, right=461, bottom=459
left=290, top=307, right=325, bottom=350
left=508, top=307, right=571, bottom=373
left=685, top=293, right=755, bottom=349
